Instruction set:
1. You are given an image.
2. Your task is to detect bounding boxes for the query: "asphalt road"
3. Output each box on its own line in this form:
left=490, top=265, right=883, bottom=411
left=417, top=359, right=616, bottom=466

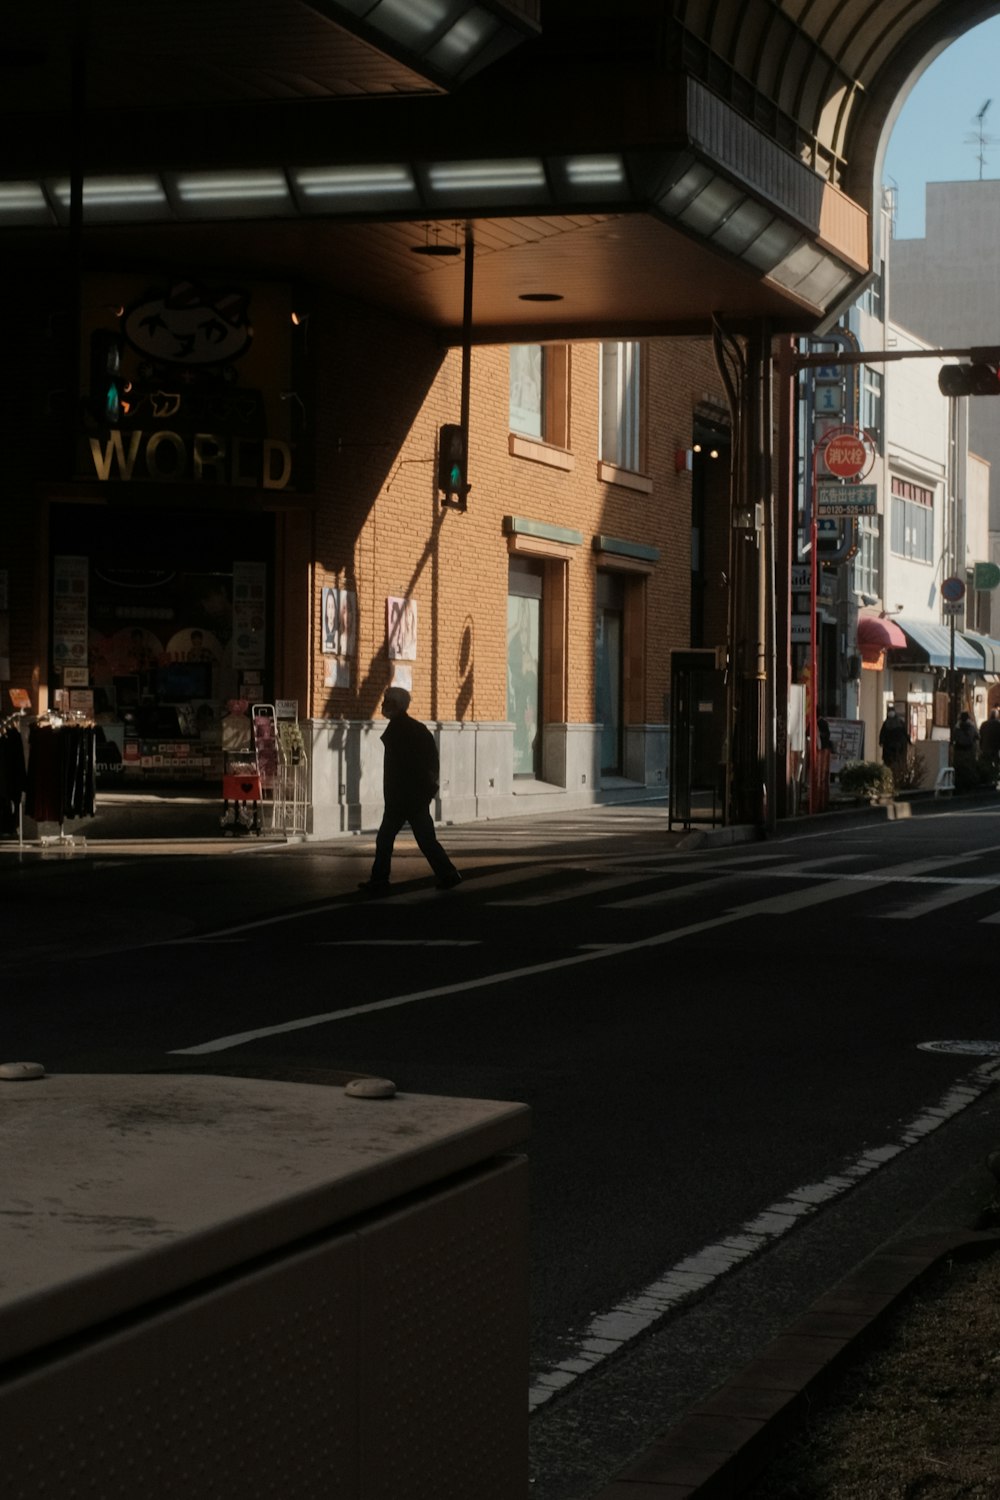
left=3, top=798, right=1000, bottom=1496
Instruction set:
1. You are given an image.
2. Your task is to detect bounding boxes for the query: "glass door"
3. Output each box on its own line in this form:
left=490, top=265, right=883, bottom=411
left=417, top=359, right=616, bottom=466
left=507, top=561, right=543, bottom=777
left=596, top=571, right=624, bottom=775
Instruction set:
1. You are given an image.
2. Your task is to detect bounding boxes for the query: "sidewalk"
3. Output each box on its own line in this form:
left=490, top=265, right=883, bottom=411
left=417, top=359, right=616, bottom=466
left=588, top=1170, right=1000, bottom=1498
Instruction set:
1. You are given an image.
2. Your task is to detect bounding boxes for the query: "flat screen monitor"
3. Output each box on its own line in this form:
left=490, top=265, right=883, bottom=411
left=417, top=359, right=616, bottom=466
left=157, top=661, right=213, bottom=701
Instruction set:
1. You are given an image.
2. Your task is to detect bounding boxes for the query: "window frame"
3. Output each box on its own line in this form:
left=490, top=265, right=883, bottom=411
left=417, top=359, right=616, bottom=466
left=599, top=339, right=645, bottom=475
left=508, top=343, right=570, bottom=451
left=889, top=475, right=934, bottom=564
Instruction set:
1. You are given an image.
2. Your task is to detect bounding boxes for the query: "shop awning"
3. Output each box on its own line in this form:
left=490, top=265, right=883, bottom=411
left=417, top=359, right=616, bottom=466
left=857, top=613, right=906, bottom=669
left=960, top=632, right=1000, bottom=674
left=895, top=618, right=982, bottom=670
left=857, top=615, right=906, bottom=650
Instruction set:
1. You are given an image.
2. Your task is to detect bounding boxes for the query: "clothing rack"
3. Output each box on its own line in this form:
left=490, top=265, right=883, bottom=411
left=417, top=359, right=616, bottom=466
left=0, top=711, right=29, bottom=846
left=3, top=712, right=98, bottom=851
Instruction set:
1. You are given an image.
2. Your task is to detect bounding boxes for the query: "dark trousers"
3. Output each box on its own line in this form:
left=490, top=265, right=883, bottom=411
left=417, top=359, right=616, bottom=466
left=371, top=797, right=457, bottom=882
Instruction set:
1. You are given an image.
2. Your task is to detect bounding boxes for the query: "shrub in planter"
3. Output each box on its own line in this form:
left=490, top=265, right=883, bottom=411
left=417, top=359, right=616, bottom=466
left=837, top=759, right=895, bottom=800
left=892, top=747, right=926, bottom=792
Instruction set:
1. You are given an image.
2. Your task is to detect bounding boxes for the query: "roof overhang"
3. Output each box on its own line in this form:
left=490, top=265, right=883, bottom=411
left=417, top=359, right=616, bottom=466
left=0, top=76, right=869, bottom=340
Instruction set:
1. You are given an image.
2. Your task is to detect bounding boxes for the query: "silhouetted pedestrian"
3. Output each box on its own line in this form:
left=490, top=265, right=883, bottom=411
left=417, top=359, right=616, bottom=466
left=878, top=707, right=909, bottom=781
left=952, top=710, right=980, bottom=788
left=359, top=687, right=462, bottom=894
left=979, top=708, right=1000, bottom=777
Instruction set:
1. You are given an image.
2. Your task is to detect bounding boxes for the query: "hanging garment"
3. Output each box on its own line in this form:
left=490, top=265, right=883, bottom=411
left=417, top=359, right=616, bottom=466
left=0, top=724, right=27, bottom=835
left=25, top=723, right=97, bottom=823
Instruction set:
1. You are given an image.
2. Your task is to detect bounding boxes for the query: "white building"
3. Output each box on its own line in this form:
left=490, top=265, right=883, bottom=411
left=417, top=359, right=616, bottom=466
left=812, top=248, right=997, bottom=787
left=890, top=178, right=1000, bottom=633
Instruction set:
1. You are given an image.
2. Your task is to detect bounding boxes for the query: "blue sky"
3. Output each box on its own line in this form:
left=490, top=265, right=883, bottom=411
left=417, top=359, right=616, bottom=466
left=883, top=15, right=1000, bottom=240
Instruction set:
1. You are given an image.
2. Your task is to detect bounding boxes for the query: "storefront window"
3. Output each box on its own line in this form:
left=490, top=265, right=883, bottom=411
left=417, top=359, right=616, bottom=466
left=50, top=503, right=273, bottom=786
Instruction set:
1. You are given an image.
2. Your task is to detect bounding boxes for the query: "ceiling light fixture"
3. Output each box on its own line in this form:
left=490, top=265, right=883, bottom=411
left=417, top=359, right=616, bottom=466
left=411, top=222, right=462, bottom=256
left=518, top=292, right=563, bottom=302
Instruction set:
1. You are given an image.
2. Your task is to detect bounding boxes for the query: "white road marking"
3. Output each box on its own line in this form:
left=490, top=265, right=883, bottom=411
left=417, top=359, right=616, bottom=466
left=169, top=904, right=345, bottom=941
left=317, top=938, right=480, bottom=947
left=169, top=908, right=751, bottom=1054
left=490, top=872, right=664, bottom=906
left=527, top=1056, right=1000, bottom=1410
left=171, top=843, right=1000, bottom=1052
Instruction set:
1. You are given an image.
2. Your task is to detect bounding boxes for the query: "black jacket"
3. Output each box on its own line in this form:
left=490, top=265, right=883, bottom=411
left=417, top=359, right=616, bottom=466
left=381, top=712, right=439, bottom=805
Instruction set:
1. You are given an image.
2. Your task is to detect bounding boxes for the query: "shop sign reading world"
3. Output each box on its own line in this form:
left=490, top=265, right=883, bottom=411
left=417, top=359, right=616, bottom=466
left=79, top=273, right=299, bottom=491
left=88, top=429, right=293, bottom=489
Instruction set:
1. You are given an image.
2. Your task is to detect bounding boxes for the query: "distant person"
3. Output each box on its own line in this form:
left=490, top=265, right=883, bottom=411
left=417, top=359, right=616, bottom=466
left=817, top=717, right=832, bottom=751
left=952, top=710, right=980, bottom=788
left=979, top=707, right=1000, bottom=777
left=358, top=687, right=462, bottom=894
left=878, top=707, right=909, bottom=780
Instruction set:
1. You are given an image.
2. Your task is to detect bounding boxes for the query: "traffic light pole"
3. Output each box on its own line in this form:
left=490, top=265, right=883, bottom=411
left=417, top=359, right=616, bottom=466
left=459, top=223, right=474, bottom=505
left=438, top=226, right=474, bottom=511
left=792, top=343, right=1000, bottom=371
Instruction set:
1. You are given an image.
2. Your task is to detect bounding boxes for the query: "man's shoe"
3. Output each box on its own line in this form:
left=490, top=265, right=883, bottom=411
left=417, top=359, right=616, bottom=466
left=358, top=879, right=389, bottom=895
left=435, top=871, right=462, bottom=890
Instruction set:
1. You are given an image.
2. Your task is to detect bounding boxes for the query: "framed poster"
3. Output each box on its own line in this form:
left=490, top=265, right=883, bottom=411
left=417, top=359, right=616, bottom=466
left=322, top=587, right=357, bottom=658
left=387, top=595, right=417, bottom=661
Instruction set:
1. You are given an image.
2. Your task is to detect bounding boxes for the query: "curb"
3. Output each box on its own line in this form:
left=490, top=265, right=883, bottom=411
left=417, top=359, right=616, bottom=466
left=589, top=1227, right=1000, bottom=1499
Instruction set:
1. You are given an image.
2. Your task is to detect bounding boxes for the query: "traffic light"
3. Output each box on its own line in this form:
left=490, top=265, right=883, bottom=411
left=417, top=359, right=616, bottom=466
left=89, top=329, right=131, bottom=425
left=437, top=423, right=469, bottom=507
left=938, top=348, right=1000, bottom=397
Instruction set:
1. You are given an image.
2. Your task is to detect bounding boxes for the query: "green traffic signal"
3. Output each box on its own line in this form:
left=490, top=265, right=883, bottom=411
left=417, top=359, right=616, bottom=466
left=438, top=423, right=469, bottom=504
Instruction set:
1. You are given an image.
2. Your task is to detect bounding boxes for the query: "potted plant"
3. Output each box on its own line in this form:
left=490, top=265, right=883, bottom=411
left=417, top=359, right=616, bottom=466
left=837, top=759, right=895, bottom=803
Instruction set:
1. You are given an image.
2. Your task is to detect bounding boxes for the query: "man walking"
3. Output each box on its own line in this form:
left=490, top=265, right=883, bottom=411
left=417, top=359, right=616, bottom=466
left=878, top=706, right=910, bottom=782
left=359, top=687, right=462, bottom=893
left=979, top=707, right=1000, bottom=779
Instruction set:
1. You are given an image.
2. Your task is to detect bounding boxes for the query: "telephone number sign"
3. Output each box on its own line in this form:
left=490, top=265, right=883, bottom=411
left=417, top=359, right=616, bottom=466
left=816, top=482, right=877, bottom=517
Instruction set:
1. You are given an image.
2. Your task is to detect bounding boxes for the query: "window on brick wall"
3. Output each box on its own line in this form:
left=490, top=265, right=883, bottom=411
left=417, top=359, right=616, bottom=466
left=600, top=340, right=644, bottom=473
left=509, top=344, right=569, bottom=447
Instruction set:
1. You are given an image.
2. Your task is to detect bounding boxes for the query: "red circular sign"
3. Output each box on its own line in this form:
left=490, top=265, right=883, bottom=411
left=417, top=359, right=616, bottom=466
left=824, top=433, right=867, bottom=478
left=827, top=432, right=869, bottom=477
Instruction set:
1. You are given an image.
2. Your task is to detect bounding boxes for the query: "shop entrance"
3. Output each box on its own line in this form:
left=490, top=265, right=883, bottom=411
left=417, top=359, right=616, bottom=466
left=50, top=503, right=274, bottom=787
left=596, top=571, right=624, bottom=776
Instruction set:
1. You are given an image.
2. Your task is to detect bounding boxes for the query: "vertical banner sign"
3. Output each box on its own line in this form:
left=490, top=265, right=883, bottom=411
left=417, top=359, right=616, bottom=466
left=232, top=561, right=267, bottom=670
left=52, top=556, right=90, bottom=682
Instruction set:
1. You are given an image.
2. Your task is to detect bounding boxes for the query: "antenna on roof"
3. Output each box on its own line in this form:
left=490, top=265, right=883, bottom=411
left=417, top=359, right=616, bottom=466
left=966, top=99, right=998, bottom=180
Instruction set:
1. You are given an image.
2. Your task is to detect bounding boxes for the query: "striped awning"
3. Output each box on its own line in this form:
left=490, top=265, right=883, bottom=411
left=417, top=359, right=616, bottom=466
left=960, top=632, right=1000, bottom=674
left=895, top=618, right=982, bottom=670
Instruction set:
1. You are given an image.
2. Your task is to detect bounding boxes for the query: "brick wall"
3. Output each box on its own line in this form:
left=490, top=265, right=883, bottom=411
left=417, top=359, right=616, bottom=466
left=308, top=297, right=726, bottom=735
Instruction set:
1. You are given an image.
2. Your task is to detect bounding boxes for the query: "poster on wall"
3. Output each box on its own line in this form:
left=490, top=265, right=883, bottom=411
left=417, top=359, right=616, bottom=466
left=233, top=560, right=267, bottom=670
left=324, top=658, right=351, bottom=689
left=387, top=595, right=417, bottom=661
left=826, top=717, right=865, bottom=775
left=52, top=556, right=89, bottom=681
left=321, top=587, right=357, bottom=659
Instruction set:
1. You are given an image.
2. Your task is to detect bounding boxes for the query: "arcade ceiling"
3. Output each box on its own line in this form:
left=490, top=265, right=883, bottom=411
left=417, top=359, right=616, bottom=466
left=1, top=0, right=997, bottom=342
